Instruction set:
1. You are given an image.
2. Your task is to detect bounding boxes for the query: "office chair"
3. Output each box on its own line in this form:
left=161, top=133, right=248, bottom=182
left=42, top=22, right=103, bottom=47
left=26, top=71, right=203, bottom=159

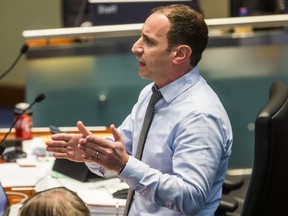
left=216, top=81, right=288, bottom=216
left=241, top=81, right=288, bottom=216
left=215, top=174, right=244, bottom=216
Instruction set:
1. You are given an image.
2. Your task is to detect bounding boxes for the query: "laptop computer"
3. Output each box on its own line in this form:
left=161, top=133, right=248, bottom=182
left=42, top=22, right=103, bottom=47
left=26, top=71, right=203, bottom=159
left=52, top=159, right=103, bottom=182
left=0, top=181, right=9, bottom=216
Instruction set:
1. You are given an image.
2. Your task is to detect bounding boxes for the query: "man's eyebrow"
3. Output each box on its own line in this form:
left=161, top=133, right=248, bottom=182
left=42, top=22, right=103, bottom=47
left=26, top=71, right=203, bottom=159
left=142, top=33, right=150, bottom=40
left=142, top=33, right=157, bottom=43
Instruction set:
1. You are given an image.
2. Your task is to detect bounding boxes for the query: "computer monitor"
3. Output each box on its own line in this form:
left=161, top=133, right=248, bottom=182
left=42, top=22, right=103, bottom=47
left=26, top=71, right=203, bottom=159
left=89, top=1, right=200, bottom=25
left=231, top=0, right=288, bottom=17
left=62, top=0, right=201, bottom=27
left=89, top=0, right=190, bottom=2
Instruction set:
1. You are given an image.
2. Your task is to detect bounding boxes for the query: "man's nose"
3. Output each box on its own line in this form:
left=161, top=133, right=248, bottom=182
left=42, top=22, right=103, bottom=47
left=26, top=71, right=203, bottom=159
left=131, top=39, right=142, bottom=54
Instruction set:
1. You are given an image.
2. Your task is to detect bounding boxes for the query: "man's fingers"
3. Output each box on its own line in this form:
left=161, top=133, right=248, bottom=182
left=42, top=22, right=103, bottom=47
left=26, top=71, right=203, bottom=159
left=77, top=121, right=92, bottom=138
left=46, top=144, right=66, bottom=152
left=46, top=140, right=66, bottom=147
left=110, top=124, right=121, bottom=142
left=53, top=152, right=68, bottom=158
left=50, top=133, right=71, bottom=141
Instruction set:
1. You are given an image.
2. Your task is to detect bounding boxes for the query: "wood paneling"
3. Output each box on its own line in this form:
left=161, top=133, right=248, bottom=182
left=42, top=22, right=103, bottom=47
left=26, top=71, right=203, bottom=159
left=0, top=85, right=25, bottom=106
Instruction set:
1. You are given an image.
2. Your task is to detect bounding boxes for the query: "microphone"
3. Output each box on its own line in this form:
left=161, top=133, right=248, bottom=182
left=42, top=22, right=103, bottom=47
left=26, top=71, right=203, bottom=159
left=0, top=93, right=46, bottom=155
left=0, top=43, right=29, bottom=81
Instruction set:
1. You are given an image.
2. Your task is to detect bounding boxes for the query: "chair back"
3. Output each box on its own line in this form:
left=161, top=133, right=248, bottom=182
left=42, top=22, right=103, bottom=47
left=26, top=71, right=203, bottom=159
left=241, top=81, right=288, bottom=216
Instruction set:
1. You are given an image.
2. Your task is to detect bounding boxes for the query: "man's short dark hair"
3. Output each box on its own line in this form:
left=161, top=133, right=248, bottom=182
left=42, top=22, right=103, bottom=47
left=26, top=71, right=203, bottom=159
left=152, top=4, right=209, bottom=67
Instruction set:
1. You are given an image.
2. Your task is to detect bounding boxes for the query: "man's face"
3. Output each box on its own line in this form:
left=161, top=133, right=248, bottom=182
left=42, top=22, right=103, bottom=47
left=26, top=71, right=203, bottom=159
left=131, top=12, right=175, bottom=88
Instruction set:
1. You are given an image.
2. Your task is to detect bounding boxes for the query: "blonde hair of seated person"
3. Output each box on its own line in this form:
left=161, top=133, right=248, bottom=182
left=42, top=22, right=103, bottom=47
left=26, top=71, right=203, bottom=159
left=18, top=187, right=90, bottom=216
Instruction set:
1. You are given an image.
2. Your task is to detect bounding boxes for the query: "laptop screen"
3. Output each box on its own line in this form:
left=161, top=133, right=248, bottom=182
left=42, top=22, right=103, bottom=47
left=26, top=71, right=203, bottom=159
left=0, top=181, right=9, bottom=216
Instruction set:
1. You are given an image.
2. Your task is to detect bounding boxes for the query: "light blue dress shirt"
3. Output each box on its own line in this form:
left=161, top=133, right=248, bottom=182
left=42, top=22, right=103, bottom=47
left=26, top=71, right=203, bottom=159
left=86, top=67, right=233, bottom=215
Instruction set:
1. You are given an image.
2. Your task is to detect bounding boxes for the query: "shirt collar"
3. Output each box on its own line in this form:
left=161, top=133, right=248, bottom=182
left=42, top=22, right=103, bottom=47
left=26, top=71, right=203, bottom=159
left=157, top=67, right=201, bottom=104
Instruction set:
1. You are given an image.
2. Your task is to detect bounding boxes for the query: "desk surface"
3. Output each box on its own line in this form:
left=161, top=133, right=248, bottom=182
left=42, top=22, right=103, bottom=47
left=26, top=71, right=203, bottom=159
left=0, top=127, right=126, bottom=216
left=0, top=126, right=110, bottom=140
left=0, top=126, right=110, bottom=163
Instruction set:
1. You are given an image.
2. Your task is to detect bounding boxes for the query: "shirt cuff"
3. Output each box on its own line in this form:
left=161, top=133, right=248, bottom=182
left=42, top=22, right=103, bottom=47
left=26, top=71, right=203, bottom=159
left=118, top=156, right=149, bottom=189
left=85, top=162, right=117, bottom=177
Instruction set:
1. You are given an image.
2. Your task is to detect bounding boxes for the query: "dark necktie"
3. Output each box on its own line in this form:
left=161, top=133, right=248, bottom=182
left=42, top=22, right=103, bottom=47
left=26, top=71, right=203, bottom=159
left=123, top=86, right=163, bottom=216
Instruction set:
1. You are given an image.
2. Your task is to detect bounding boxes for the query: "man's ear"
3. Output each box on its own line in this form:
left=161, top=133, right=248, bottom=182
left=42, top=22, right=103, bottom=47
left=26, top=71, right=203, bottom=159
left=173, top=45, right=192, bottom=64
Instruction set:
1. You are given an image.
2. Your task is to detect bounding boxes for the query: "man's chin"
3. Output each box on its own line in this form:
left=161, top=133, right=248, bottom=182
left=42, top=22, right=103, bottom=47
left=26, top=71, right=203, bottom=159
left=139, top=73, right=150, bottom=80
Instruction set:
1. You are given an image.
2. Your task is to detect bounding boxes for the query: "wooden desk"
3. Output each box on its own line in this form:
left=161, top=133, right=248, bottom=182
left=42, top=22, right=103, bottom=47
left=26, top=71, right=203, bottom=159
left=5, top=187, right=36, bottom=205
left=0, top=126, right=110, bottom=163
left=0, top=126, right=110, bottom=141
left=0, top=126, right=111, bottom=205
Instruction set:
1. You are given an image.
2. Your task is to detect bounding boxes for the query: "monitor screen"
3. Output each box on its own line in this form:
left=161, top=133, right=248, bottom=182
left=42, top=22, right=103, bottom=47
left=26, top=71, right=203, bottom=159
left=90, top=1, right=201, bottom=25
left=62, top=0, right=202, bottom=27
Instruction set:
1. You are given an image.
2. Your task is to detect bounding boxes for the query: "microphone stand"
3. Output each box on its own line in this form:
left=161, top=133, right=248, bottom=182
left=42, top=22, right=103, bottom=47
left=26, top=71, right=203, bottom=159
left=0, top=94, right=46, bottom=161
left=0, top=44, right=29, bottom=81
left=0, top=104, right=32, bottom=161
left=1, top=141, right=26, bottom=162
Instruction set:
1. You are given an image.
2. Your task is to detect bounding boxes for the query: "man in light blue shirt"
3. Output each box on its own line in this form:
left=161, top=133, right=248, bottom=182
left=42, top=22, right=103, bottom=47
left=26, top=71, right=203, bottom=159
left=46, top=4, right=233, bottom=215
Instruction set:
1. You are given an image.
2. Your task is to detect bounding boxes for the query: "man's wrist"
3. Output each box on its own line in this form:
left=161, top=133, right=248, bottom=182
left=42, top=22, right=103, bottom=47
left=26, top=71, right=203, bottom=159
left=118, top=162, right=127, bottom=175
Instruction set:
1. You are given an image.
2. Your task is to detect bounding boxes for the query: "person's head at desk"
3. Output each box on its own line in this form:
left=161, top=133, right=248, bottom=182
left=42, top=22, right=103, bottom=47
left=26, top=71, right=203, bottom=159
left=17, top=187, right=90, bottom=216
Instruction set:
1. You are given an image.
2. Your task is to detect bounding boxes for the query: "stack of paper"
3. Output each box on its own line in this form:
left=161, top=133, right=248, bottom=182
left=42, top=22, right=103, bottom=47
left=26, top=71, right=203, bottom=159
left=77, top=188, right=126, bottom=216
left=76, top=177, right=128, bottom=216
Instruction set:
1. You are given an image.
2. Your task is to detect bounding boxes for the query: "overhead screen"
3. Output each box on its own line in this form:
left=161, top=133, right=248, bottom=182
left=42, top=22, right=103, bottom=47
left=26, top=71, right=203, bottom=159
left=89, top=1, right=200, bottom=25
